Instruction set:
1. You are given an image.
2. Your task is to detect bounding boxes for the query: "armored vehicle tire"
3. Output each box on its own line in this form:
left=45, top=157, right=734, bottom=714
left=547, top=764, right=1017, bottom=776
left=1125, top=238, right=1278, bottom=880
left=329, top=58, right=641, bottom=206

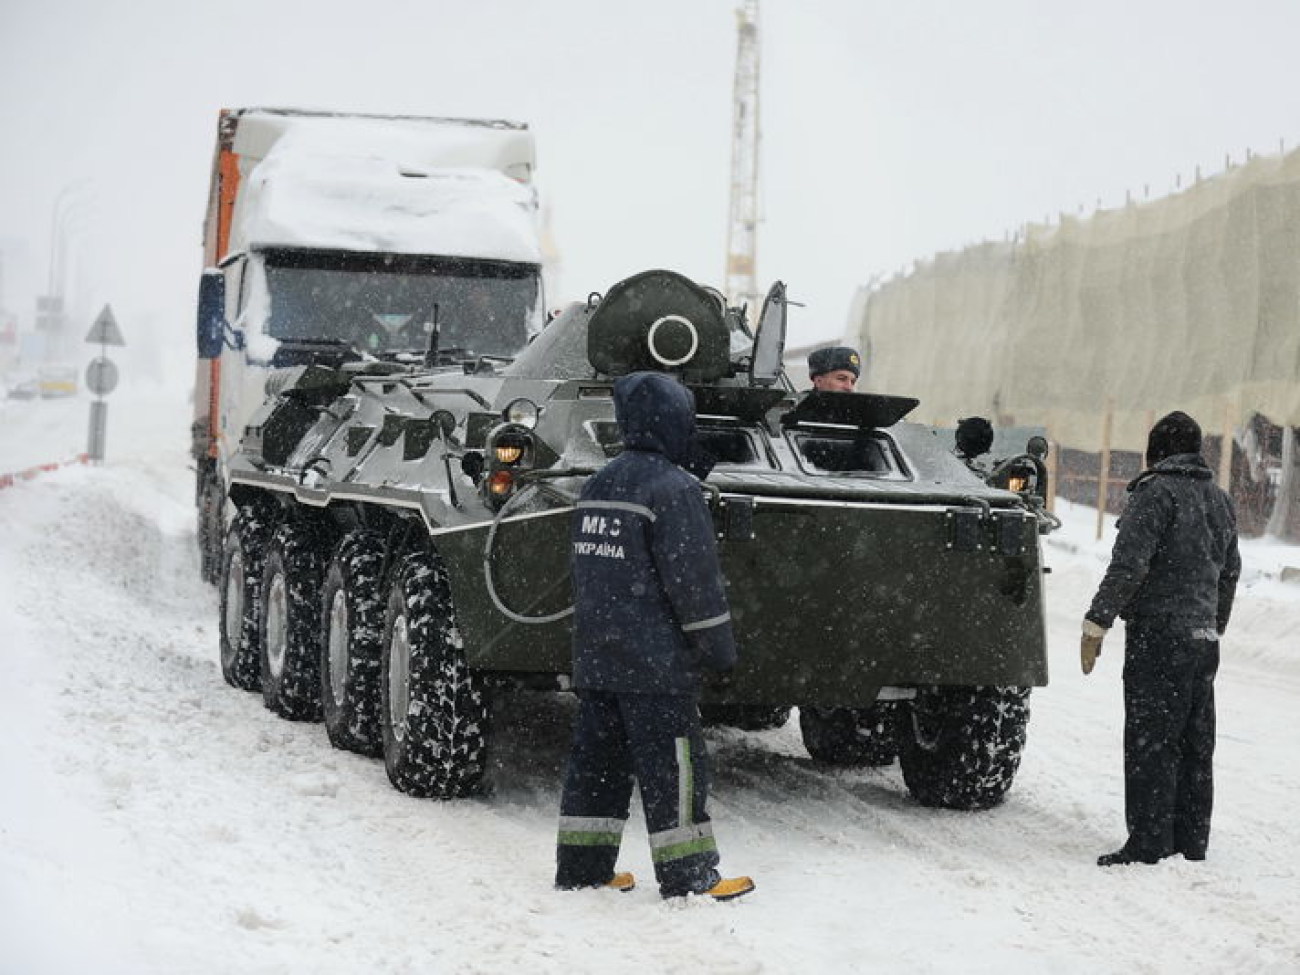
left=799, top=704, right=900, bottom=767
left=381, top=551, right=488, bottom=799
left=319, top=530, right=386, bottom=757
left=218, top=508, right=272, bottom=691
left=699, top=704, right=792, bottom=731
left=899, top=686, right=1030, bottom=810
left=198, top=471, right=225, bottom=585
left=259, top=523, right=326, bottom=721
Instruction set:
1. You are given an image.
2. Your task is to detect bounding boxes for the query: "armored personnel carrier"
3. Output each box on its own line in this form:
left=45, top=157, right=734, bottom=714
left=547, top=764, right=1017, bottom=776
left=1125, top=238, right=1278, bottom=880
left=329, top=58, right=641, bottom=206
left=216, top=269, right=1056, bottom=809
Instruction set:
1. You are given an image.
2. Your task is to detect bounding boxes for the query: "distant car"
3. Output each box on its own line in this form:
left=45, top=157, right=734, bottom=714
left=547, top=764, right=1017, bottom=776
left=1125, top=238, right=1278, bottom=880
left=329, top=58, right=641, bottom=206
left=38, top=365, right=78, bottom=398
left=6, top=377, right=40, bottom=400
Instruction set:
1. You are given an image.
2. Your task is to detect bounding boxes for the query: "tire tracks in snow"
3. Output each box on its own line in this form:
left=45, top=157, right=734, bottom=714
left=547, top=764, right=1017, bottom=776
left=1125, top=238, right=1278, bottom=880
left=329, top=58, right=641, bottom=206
left=7, top=467, right=1299, bottom=972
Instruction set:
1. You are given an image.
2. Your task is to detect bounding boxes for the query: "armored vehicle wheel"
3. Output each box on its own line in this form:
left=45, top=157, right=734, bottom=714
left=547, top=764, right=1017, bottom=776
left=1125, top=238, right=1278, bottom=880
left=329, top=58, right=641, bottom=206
left=381, top=551, right=488, bottom=799
left=319, top=530, right=385, bottom=757
left=899, top=686, right=1030, bottom=810
left=799, top=704, right=900, bottom=767
left=218, top=507, right=271, bottom=691
left=699, top=704, right=792, bottom=731
left=259, top=522, right=326, bottom=721
left=198, top=472, right=225, bottom=585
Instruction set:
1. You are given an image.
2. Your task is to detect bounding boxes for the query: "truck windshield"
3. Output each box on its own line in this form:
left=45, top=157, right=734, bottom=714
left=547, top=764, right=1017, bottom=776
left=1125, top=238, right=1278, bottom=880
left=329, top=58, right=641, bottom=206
left=261, top=249, right=541, bottom=359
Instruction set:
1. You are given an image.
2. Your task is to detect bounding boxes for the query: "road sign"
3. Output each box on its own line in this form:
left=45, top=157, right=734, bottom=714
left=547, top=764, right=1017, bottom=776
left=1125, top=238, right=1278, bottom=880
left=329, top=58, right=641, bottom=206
left=85, top=356, right=119, bottom=396
left=85, top=304, right=126, bottom=346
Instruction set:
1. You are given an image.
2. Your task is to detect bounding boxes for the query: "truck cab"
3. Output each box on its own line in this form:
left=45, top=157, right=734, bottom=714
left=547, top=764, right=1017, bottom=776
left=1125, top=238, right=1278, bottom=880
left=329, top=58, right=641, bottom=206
left=193, top=108, right=547, bottom=580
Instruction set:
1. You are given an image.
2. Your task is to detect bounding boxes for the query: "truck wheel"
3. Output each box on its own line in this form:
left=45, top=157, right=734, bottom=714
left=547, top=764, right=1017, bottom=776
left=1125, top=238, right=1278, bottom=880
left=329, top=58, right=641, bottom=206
left=700, top=704, right=792, bottom=731
left=198, top=472, right=226, bottom=585
left=260, top=522, right=325, bottom=721
left=799, top=704, right=899, bottom=766
left=899, top=686, right=1030, bottom=810
left=381, top=551, right=488, bottom=799
left=218, top=507, right=271, bottom=691
left=319, top=530, right=385, bottom=757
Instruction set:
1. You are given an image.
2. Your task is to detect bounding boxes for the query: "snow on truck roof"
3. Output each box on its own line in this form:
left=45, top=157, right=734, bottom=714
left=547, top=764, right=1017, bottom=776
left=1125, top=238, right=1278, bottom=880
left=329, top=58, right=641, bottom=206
left=227, top=110, right=541, bottom=265
left=230, top=110, right=535, bottom=180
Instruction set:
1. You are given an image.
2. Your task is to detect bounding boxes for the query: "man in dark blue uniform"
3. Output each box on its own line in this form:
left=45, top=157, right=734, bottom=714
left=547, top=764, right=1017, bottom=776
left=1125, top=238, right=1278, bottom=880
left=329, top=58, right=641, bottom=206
left=555, top=371, right=754, bottom=900
left=1081, top=411, right=1241, bottom=866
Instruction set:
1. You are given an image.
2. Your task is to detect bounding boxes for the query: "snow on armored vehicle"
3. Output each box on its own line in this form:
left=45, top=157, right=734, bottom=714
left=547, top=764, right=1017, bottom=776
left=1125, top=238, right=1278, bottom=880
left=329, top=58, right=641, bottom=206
left=218, top=269, right=1055, bottom=810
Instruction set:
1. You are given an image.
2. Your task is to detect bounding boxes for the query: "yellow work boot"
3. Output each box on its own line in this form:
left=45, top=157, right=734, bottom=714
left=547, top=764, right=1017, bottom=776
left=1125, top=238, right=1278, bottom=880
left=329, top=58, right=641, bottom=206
left=605, top=871, right=636, bottom=892
left=700, top=876, right=755, bottom=901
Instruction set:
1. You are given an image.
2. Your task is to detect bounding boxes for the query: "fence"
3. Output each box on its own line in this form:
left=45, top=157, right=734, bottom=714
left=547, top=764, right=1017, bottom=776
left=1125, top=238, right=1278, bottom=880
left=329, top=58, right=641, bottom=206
left=851, top=145, right=1300, bottom=538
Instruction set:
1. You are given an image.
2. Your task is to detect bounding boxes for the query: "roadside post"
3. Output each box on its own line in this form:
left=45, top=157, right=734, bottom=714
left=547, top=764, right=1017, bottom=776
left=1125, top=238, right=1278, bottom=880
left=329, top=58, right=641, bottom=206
left=84, top=304, right=126, bottom=462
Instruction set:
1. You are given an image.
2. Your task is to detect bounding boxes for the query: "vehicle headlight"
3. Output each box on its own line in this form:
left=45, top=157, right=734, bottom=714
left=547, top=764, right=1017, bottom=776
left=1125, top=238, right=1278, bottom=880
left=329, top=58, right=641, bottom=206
left=487, top=468, right=517, bottom=497
left=503, top=398, right=540, bottom=429
left=492, top=430, right=531, bottom=465
left=483, top=424, right=535, bottom=508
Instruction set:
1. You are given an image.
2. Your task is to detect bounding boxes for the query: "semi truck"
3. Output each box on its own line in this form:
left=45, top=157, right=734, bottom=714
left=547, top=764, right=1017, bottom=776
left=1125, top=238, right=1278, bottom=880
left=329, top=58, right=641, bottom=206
left=192, top=107, right=547, bottom=581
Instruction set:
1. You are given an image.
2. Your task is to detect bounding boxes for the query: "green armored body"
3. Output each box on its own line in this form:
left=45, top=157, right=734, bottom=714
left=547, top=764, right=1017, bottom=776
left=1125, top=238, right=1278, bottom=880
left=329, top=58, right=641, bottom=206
left=215, top=269, right=1056, bottom=809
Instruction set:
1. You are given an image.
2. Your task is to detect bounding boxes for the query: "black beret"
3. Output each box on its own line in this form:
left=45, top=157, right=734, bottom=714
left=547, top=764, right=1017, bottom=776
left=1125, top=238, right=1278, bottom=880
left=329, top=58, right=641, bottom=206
left=808, top=346, right=861, bottom=379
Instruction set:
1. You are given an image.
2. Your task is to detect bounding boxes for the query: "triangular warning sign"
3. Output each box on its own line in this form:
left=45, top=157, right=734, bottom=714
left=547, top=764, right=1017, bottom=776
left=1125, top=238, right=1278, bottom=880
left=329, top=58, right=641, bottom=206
left=85, top=304, right=126, bottom=346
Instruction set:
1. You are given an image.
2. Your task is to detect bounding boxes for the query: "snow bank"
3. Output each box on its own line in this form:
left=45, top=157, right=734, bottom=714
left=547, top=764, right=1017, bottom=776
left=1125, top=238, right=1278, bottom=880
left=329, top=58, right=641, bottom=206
left=2, top=387, right=1298, bottom=973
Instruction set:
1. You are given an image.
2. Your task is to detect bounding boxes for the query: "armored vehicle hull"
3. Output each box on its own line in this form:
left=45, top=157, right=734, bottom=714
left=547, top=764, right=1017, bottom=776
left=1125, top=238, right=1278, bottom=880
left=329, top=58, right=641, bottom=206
left=218, top=270, right=1055, bottom=809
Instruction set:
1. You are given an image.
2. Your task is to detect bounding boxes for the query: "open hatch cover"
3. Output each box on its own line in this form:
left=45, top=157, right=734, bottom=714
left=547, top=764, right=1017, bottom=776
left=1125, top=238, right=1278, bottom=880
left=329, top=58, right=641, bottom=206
left=781, top=390, right=920, bottom=429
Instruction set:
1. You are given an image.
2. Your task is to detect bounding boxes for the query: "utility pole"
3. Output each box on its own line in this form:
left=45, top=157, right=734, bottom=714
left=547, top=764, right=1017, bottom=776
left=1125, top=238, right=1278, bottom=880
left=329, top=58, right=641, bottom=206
left=725, top=0, right=761, bottom=316
left=38, top=180, right=89, bottom=363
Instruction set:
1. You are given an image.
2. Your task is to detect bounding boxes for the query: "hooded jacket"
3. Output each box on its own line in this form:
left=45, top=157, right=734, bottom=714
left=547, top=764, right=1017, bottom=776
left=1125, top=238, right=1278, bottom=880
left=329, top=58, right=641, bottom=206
left=1086, top=453, right=1241, bottom=632
left=569, top=371, right=737, bottom=695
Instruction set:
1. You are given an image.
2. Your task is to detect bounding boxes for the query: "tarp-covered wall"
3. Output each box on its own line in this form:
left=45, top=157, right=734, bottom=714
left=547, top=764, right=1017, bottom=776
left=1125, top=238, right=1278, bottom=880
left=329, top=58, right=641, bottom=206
left=852, top=148, right=1300, bottom=453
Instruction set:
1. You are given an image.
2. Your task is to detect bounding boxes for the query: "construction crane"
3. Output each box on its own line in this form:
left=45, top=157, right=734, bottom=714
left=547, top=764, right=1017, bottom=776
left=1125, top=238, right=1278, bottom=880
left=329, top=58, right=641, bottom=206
left=725, top=0, right=761, bottom=316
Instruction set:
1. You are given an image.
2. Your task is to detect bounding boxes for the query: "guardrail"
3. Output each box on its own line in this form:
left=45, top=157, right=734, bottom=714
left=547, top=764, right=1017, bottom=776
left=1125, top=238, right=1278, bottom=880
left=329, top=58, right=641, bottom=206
left=0, top=453, right=90, bottom=489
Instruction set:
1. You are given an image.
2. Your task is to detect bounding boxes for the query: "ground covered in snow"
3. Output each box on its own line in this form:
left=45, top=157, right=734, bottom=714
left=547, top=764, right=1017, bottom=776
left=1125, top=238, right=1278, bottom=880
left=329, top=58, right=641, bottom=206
left=2, top=382, right=1299, bottom=974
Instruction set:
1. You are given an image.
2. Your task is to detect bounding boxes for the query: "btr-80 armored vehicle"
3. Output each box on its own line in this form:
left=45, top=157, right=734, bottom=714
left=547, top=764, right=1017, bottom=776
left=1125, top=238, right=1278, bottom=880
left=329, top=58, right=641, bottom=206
left=214, top=269, right=1055, bottom=810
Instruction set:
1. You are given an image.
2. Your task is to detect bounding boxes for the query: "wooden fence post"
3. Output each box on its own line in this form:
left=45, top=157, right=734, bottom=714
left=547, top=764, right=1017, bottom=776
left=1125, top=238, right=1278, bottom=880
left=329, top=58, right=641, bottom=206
left=1045, top=435, right=1059, bottom=514
left=1218, top=398, right=1235, bottom=491
left=1096, top=402, right=1114, bottom=541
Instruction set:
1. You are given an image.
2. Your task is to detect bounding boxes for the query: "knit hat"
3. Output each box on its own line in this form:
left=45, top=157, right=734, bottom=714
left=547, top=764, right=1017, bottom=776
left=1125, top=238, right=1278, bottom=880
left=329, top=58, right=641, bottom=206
left=1145, top=410, right=1202, bottom=466
left=807, top=346, right=861, bottom=379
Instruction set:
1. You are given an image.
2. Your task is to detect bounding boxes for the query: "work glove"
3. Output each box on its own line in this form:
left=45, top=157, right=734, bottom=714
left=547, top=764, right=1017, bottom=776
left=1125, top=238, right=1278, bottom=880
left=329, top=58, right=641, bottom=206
left=1080, top=619, right=1108, bottom=675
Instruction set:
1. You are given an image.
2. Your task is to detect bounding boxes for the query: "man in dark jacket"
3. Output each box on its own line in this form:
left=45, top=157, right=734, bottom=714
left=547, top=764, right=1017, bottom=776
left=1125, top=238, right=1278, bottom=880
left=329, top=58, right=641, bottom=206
left=555, top=371, right=754, bottom=900
left=1081, top=410, right=1241, bottom=866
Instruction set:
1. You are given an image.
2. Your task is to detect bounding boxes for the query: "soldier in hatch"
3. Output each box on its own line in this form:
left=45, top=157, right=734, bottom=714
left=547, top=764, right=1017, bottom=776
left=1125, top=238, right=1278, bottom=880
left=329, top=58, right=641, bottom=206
left=954, top=416, right=995, bottom=477
left=807, top=345, right=861, bottom=392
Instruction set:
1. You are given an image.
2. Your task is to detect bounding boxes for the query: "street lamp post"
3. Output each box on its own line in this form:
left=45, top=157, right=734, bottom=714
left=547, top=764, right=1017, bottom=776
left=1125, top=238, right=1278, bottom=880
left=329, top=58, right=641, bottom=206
left=38, top=179, right=91, bottom=362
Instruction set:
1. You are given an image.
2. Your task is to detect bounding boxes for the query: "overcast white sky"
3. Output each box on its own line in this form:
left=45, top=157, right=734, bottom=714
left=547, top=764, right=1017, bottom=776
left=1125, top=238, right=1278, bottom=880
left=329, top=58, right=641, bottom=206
left=2, top=0, right=1299, bottom=357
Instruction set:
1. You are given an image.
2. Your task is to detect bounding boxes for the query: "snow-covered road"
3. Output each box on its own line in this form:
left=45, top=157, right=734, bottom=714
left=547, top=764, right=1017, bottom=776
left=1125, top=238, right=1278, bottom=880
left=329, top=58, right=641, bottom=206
left=2, top=383, right=1298, bottom=974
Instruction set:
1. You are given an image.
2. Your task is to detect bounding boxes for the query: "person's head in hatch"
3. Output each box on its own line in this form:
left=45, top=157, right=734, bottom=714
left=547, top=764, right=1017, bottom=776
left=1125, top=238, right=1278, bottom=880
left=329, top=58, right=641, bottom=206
left=807, top=346, right=861, bottom=392
left=955, top=416, right=995, bottom=460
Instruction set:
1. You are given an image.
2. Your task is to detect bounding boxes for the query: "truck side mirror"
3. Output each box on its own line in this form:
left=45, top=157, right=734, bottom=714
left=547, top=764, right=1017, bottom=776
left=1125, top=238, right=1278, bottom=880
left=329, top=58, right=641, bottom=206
left=197, top=270, right=228, bottom=359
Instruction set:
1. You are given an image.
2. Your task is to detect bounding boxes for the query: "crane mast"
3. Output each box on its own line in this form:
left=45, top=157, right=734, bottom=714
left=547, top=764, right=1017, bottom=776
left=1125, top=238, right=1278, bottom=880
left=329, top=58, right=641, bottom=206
left=725, top=0, right=761, bottom=315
